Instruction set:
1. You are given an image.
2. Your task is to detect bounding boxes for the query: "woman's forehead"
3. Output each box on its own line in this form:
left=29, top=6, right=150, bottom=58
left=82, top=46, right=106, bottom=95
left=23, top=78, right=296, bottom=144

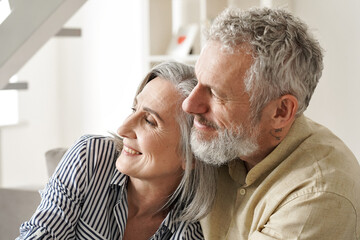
left=136, top=78, right=181, bottom=113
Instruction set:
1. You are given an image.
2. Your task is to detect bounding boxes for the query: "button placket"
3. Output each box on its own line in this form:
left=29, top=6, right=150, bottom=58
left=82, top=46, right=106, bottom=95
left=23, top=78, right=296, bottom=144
left=239, top=188, right=246, bottom=195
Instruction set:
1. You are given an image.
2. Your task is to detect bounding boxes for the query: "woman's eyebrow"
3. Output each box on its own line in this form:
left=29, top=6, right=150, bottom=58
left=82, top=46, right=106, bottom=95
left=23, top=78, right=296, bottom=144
left=143, top=106, right=164, bottom=122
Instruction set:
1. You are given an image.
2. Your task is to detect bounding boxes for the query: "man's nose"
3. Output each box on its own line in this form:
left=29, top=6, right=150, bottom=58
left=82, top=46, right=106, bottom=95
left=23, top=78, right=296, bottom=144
left=182, top=84, right=209, bottom=115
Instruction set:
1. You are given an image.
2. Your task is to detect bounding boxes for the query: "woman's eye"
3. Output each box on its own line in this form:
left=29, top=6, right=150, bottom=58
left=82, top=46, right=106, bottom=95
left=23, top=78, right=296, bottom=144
left=130, top=107, right=157, bottom=126
left=145, top=116, right=156, bottom=126
left=210, top=89, right=219, bottom=98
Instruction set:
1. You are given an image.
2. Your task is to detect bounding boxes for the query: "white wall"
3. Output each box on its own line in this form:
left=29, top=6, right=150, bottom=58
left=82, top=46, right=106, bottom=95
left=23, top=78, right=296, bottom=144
left=0, top=0, right=144, bottom=188
left=293, top=0, right=360, bottom=159
left=1, top=39, right=61, bottom=188
left=1, top=0, right=359, bottom=188
left=58, top=0, right=144, bottom=146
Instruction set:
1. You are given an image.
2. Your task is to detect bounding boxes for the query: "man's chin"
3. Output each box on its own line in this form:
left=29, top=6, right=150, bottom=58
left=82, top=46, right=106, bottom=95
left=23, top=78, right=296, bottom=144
left=192, top=127, right=219, bottom=142
left=190, top=123, right=260, bottom=166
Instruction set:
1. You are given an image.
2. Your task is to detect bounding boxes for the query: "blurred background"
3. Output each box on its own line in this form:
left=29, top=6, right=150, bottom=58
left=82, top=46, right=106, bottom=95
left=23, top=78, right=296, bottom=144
left=0, top=0, right=359, bottom=189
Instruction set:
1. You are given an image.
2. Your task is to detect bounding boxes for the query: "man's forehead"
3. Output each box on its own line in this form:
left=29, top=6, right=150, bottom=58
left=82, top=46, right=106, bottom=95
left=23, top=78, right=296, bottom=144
left=196, top=42, right=253, bottom=73
left=195, top=43, right=252, bottom=97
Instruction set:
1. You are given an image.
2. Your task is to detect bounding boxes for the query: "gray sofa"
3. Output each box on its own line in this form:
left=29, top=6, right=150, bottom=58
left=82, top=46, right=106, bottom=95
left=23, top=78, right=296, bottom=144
left=0, top=148, right=67, bottom=239
left=0, top=188, right=41, bottom=239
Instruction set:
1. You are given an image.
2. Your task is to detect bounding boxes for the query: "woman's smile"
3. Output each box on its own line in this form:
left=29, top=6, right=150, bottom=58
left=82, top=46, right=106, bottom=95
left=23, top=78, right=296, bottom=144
left=122, top=145, right=142, bottom=155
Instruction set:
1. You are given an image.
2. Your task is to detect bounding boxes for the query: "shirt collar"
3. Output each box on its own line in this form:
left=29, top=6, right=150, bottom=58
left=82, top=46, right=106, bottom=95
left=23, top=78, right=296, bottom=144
left=229, top=114, right=312, bottom=186
left=161, top=209, right=178, bottom=234
left=110, top=170, right=179, bottom=237
left=110, top=170, right=128, bottom=188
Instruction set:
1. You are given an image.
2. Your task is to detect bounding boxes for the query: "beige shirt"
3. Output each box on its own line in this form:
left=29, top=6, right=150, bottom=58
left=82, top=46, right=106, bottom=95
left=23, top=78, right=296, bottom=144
left=201, top=115, right=360, bottom=240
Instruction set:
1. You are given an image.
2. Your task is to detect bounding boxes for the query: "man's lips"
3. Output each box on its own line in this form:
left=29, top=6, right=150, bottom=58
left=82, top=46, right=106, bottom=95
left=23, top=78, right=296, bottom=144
left=193, top=117, right=217, bottom=130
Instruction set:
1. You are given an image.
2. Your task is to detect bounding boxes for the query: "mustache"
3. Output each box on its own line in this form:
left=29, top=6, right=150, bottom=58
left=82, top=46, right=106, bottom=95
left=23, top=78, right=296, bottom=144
left=194, top=114, right=219, bottom=130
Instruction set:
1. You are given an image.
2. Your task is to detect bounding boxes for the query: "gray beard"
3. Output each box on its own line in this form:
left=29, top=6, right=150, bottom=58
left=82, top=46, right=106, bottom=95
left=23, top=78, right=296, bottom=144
left=190, top=125, right=259, bottom=166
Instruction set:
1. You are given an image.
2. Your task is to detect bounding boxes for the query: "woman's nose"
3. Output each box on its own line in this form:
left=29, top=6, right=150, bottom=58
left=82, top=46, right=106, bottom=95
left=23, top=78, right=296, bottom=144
left=182, top=84, right=209, bottom=115
left=117, top=115, right=137, bottom=139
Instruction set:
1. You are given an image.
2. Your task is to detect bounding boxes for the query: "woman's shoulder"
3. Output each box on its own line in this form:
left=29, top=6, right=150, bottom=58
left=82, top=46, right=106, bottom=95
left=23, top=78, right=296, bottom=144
left=76, top=134, right=115, bottom=145
left=75, top=133, right=118, bottom=162
left=59, top=134, right=118, bottom=176
left=71, top=134, right=118, bottom=155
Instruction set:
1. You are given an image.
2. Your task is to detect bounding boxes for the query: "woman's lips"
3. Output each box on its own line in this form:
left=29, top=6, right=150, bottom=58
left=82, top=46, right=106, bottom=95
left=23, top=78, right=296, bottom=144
left=123, top=145, right=142, bottom=155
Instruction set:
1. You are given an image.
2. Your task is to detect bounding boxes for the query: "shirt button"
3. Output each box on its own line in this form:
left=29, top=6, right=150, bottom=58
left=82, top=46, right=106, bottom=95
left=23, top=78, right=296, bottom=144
left=239, top=188, right=246, bottom=195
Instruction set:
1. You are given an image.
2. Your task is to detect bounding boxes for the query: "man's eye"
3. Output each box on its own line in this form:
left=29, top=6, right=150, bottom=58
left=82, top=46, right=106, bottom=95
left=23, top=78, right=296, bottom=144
left=210, top=90, right=227, bottom=104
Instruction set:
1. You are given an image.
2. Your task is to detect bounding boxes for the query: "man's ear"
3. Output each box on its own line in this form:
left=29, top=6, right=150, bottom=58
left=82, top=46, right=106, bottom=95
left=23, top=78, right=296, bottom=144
left=271, top=94, right=298, bottom=129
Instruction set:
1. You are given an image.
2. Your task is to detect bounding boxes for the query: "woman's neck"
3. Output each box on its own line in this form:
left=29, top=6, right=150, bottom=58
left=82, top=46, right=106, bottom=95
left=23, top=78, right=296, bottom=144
left=126, top=176, right=179, bottom=218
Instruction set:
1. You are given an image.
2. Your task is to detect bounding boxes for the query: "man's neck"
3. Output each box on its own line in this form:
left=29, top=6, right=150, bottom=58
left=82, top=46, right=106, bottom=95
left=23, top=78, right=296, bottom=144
left=242, top=122, right=294, bottom=171
left=242, top=152, right=269, bottom=172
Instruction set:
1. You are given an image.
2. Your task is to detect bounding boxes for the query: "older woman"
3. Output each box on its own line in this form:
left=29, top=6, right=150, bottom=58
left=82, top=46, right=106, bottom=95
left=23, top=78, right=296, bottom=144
left=17, top=62, right=216, bottom=239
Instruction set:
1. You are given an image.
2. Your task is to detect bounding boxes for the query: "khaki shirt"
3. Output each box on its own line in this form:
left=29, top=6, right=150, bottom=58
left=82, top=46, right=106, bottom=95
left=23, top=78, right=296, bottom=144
left=201, top=115, right=360, bottom=239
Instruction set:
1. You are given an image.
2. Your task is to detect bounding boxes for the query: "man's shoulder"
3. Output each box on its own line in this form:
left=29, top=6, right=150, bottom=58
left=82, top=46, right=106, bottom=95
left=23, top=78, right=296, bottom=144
left=277, top=117, right=360, bottom=209
left=296, top=116, right=358, bottom=170
left=287, top=115, right=357, bottom=165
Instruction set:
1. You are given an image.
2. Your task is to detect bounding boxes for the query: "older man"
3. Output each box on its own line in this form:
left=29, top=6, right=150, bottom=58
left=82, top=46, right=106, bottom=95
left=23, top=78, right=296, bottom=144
left=182, top=7, right=360, bottom=240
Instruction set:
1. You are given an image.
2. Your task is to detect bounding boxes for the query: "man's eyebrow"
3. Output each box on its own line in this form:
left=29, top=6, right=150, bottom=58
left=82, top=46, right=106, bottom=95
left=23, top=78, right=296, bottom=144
left=195, top=73, right=225, bottom=97
left=143, top=106, right=164, bottom=122
left=202, top=82, right=226, bottom=99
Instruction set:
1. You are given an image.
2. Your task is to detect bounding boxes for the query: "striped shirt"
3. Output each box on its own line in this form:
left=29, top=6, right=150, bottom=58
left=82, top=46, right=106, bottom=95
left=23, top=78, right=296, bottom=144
left=17, top=135, right=204, bottom=240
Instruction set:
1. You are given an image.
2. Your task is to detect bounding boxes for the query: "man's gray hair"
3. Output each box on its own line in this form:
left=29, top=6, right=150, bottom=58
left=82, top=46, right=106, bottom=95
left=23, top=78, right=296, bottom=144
left=116, top=61, right=216, bottom=222
left=207, top=7, right=324, bottom=120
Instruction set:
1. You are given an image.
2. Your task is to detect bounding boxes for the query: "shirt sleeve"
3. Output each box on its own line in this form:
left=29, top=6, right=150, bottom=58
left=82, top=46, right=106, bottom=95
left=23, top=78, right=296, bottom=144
left=17, top=135, right=93, bottom=240
left=249, top=191, right=358, bottom=240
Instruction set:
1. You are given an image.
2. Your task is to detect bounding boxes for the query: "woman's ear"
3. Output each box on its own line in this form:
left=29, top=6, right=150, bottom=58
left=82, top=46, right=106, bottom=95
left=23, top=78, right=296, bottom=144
left=181, top=158, right=195, bottom=171
left=181, top=161, right=187, bottom=170
left=271, top=94, right=298, bottom=129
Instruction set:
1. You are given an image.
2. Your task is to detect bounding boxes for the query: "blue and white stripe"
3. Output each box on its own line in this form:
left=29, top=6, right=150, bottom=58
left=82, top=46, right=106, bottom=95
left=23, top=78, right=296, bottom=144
left=17, top=135, right=204, bottom=240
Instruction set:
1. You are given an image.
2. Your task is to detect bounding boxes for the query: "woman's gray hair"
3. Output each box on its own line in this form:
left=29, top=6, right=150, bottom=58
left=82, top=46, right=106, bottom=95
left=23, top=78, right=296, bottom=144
left=207, top=7, right=324, bottom=121
left=115, top=61, right=216, bottom=222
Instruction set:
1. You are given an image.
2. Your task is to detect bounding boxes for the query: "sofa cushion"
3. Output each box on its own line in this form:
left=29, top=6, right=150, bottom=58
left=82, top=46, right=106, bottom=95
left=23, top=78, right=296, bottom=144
left=45, top=148, right=67, bottom=177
